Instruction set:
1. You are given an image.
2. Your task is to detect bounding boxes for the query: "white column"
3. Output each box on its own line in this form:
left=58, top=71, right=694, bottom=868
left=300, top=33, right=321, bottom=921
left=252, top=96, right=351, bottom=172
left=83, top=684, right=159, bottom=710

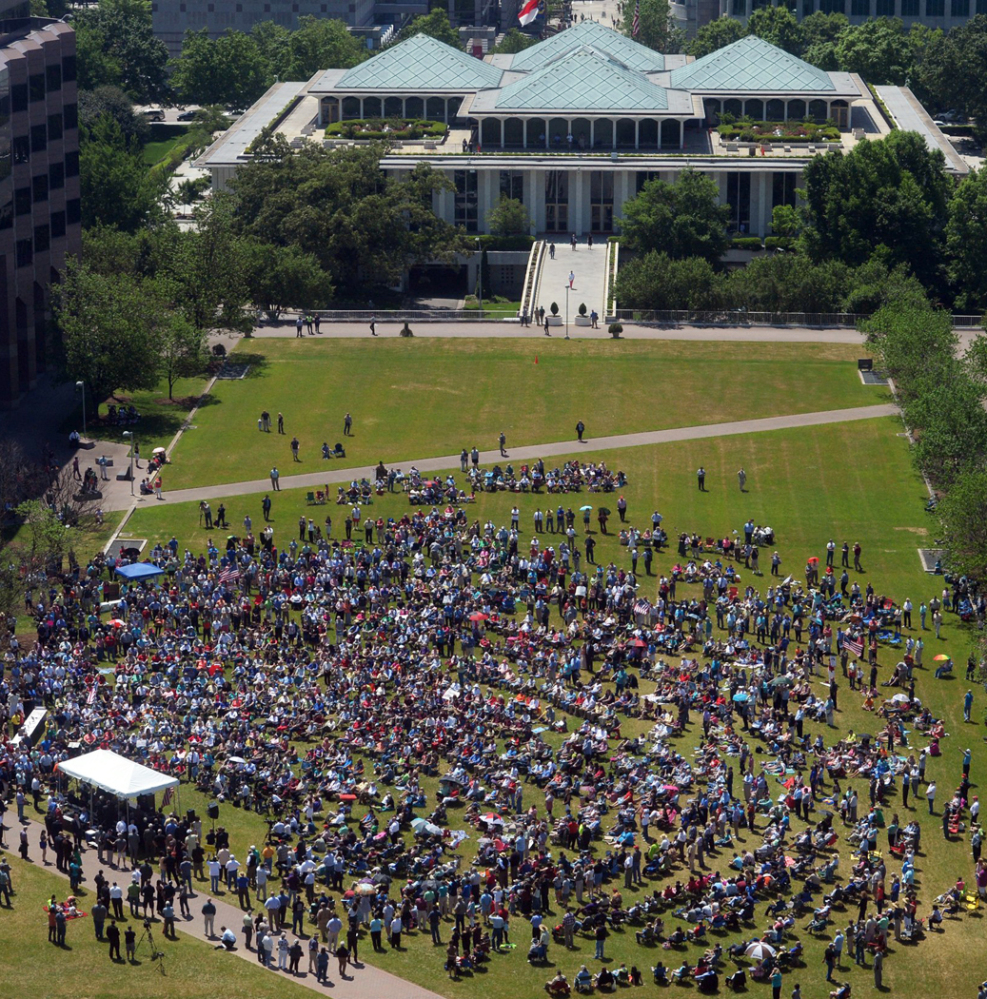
left=679, top=120, right=684, bottom=149
left=359, top=98, right=364, bottom=118
left=634, top=121, right=640, bottom=149
left=612, top=119, right=617, bottom=149
left=590, top=120, right=595, bottom=149
left=572, top=170, right=585, bottom=235
left=402, top=98, right=407, bottom=118
left=523, top=120, right=528, bottom=149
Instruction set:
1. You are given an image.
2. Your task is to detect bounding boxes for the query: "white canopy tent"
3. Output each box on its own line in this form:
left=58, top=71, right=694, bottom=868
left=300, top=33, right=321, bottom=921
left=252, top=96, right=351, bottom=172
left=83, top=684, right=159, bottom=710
left=59, top=749, right=179, bottom=800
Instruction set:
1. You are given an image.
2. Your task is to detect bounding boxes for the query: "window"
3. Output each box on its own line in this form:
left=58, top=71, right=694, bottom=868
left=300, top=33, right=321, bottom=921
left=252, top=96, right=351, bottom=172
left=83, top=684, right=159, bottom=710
left=731, top=0, right=745, bottom=11
left=51, top=210, right=65, bottom=239
left=876, top=0, right=895, bottom=12
left=66, top=197, right=80, bottom=225
left=590, top=171, right=614, bottom=233
left=65, top=150, right=79, bottom=178
left=926, top=0, right=945, bottom=13
left=636, top=171, right=663, bottom=193
left=545, top=171, right=569, bottom=232
left=901, top=0, right=920, bottom=10
left=499, top=170, right=523, bottom=203
left=13, top=134, right=29, bottom=164
left=16, top=238, right=32, bottom=268
left=726, top=172, right=751, bottom=231
left=951, top=0, right=970, bottom=13
left=0, top=147, right=9, bottom=182
left=0, top=195, right=12, bottom=230
left=802, top=0, right=815, bottom=10
left=851, top=0, right=869, bottom=14
left=49, top=161, right=64, bottom=190
left=47, top=113, right=62, bottom=142
left=819, top=0, right=845, bottom=11
left=772, top=172, right=797, bottom=209
left=34, top=223, right=50, bottom=253
left=64, top=103, right=78, bottom=130
left=978, top=0, right=987, bottom=12
left=46, top=63, right=61, bottom=93
left=12, top=83, right=27, bottom=113
left=15, top=186, right=30, bottom=215
left=30, top=123, right=46, bottom=153
left=62, top=55, right=77, bottom=83
left=453, top=170, right=478, bottom=233
left=29, top=73, right=45, bottom=103
left=32, top=174, right=48, bottom=203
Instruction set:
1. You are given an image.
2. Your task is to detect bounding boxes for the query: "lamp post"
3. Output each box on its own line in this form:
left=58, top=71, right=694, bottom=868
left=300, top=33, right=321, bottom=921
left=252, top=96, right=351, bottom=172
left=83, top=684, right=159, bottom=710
left=75, top=381, right=86, bottom=438
left=564, top=286, right=570, bottom=340
left=475, top=237, right=483, bottom=316
left=122, top=431, right=134, bottom=496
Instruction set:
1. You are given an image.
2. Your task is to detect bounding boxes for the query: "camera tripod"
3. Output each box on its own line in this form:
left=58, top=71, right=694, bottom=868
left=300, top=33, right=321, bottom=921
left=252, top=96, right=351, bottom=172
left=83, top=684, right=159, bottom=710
left=135, top=919, right=166, bottom=971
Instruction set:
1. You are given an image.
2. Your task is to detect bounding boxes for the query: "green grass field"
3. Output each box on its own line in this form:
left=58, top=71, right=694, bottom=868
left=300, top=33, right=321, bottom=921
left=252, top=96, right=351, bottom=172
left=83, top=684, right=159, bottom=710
left=162, top=339, right=883, bottom=489
left=142, top=135, right=186, bottom=166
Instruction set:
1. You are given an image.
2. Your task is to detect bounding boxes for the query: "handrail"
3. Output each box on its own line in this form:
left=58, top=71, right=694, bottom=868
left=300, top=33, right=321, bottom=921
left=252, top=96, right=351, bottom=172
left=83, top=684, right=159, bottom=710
left=519, top=240, right=545, bottom=321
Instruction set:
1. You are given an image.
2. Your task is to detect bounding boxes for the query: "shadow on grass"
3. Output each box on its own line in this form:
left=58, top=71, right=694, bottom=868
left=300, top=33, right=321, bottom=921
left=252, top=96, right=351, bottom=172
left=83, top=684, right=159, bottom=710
left=230, top=352, right=270, bottom=379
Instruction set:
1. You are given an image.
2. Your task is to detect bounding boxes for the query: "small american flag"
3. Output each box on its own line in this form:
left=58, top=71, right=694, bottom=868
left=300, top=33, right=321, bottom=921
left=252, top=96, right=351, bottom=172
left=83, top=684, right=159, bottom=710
left=87, top=684, right=98, bottom=705
left=632, top=0, right=640, bottom=36
left=843, top=634, right=864, bottom=658
left=219, top=566, right=240, bottom=585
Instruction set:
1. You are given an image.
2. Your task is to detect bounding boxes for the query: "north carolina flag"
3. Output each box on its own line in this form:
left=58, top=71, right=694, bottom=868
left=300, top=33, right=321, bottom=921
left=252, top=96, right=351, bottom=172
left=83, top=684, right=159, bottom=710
left=519, top=0, right=540, bottom=25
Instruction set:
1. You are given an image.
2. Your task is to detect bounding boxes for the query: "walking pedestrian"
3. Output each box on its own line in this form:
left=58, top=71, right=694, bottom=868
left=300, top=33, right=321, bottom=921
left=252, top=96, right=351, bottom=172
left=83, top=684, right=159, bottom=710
left=738, top=467, right=747, bottom=491
left=499, top=432, right=507, bottom=456
left=576, top=420, right=584, bottom=441
left=290, top=437, right=300, bottom=461
left=370, top=317, right=377, bottom=336
left=568, top=270, right=575, bottom=289
left=344, top=413, right=353, bottom=436
left=277, top=412, right=284, bottom=434
left=697, top=466, right=706, bottom=491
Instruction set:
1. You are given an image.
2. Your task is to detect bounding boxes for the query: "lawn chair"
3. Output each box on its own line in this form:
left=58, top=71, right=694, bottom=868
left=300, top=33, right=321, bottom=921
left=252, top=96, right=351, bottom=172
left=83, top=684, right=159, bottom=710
left=306, top=492, right=316, bottom=505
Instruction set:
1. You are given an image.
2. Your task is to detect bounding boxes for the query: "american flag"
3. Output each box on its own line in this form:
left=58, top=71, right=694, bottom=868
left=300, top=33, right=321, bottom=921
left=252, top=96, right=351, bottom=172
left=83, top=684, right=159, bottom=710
left=87, top=684, right=98, bottom=705
left=632, top=0, right=640, bottom=36
left=219, top=566, right=240, bottom=585
left=843, top=634, right=864, bottom=658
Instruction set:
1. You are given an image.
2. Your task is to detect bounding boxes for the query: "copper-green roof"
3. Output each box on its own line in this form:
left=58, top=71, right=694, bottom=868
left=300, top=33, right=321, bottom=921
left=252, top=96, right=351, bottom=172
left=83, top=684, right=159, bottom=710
left=495, top=47, right=670, bottom=111
left=510, top=21, right=665, bottom=73
left=669, top=35, right=835, bottom=93
left=337, top=33, right=504, bottom=91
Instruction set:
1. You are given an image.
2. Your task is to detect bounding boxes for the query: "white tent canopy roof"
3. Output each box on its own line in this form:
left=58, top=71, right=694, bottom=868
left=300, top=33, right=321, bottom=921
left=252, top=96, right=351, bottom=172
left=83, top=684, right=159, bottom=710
left=58, top=749, right=179, bottom=799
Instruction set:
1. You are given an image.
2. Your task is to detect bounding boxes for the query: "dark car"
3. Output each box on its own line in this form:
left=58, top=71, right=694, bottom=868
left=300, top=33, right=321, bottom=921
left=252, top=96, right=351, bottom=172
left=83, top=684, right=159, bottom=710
left=177, top=109, right=199, bottom=121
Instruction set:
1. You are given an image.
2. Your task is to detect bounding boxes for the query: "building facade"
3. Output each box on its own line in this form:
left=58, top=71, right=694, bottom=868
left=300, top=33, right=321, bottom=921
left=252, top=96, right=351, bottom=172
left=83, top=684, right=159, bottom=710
left=717, top=0, right=987, bottom=29
left=0, top=9, right=80, bottom=408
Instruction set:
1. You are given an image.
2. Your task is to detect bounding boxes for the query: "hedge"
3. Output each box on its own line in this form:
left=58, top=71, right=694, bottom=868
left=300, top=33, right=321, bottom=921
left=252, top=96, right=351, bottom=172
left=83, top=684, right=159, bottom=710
left=326, top=118, right=448, bottom=141
left=764, top=236, right=795, bottom=250
left=731, top=237, right=764, bottom=250
left=477, top=235, right=535, bottom=251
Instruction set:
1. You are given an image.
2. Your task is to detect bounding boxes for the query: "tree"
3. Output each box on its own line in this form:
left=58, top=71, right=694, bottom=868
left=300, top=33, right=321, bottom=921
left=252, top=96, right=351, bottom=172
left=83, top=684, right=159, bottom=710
left=726, top=254, right=850, bottom=313
left=746, top=5, right=805, bottom=55
left=686, top=16, right=745, bottom=58
left=284, top=16, right=368, bottom=80
left=493, top=28, right=538, bottom=54
left=615, top=252, right=719, bottom=311
left=78, top=85, right=149, bottom=146
left=946, top=168, right=987, bottom=312
left=250, top=21, right=293, bottom=82
left=799, top=12, right=849, bottom=68
left=155, top=307, right=210, bottom=400
left=834, top=18, right=913, bottom=85
left=486, top=197, right=532, bottom=236
left=800, top=130, right=950, bottom=291
left=170, top=28, right=271, bottom=109
left=841, top=257, right=929, bottom=314
left=771, top=205, right=799, bottom=237
left=617, top=168, right=730, bottom=263
left=244, top=241, right=333, bottom=317
left=399, top=9, right=461, bottom=47
left=79, top=116, right=166, bottom=232
left=623, top=0, right=684, bottom=55
left=913, top=15, right=987, bottom=122
left=937, top=468, right=987, bottom=580
left=53, top=260, right=165, bottom=413
left=73, top=0, right=170, bottom=103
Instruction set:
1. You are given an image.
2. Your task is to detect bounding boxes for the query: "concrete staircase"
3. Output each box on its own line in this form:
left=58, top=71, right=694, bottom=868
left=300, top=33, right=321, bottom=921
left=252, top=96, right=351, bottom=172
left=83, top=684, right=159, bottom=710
left=532, top=236, right=608, bottom=327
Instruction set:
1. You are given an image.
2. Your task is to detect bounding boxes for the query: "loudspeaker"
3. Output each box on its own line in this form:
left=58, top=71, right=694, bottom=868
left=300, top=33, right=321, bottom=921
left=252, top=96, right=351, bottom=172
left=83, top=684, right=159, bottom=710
left=207, top=802, right=219, bottom=820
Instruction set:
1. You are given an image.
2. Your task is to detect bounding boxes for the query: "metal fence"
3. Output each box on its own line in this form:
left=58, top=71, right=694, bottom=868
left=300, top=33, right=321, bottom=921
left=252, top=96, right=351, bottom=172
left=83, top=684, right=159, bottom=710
left=612, top=310, right=985, bottom=330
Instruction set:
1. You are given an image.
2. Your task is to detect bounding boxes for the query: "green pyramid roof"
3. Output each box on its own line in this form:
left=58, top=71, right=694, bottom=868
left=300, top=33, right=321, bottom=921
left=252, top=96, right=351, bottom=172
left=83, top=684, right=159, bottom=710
left=510, top=21, right=665, bottom=73
left=495, top=47, right=669, bottom=111
left=337, top=34, right=503, bottom=91
left=668, top=35, right=835, bottom=92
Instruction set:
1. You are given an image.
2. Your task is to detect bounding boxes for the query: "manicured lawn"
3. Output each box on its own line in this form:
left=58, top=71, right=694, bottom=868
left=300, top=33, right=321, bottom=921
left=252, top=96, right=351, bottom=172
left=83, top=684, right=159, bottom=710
left=0, top=855, right=313, bottom=999
left=163, top=339, right=884, bottom=489
left=143, top=135, right=186, bottom=166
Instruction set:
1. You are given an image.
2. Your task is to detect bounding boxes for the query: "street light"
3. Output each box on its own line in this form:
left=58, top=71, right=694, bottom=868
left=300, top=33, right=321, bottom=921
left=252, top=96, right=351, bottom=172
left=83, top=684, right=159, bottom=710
left=564, top=286, right=570, bottom=340
left=75, top=381, right=86, bottom=438
left=122, top=431, right=134, bottom=496
left=475, top=237, right=483, bottom=316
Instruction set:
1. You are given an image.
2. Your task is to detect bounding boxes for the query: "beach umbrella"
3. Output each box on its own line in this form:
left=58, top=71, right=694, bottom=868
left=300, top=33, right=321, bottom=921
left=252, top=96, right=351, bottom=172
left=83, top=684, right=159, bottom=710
left=580, top=505, right=593, bottom=512
left=745, top=941, right=776, bottom=960
left=599, top=507, right=611, bottom=516
left=355, top=882, right=377, bottom=896
left=732, top=692, right=750, bottom=703
left=469, top=613, right=489, bottom=622
left=480, top=812, right=505, bottom=826
left=770, top=675, right=793, bottom=688
left=807, top=557, right=820, bottom=565
left=890, top=693, right=910, bottom=703
left=933, top=654, right=950, bottom=662
left=107, top=618, right=126, bottom=628
left=411, top=817, right=428, bottom=833
left=152, top=447, right=167, bottom=455
left=227, top=756, right=246, bottom=765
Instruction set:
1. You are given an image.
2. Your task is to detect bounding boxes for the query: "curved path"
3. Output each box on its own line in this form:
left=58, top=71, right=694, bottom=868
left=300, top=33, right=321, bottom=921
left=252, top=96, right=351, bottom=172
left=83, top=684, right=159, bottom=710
left=105, top=403, right=898, bottom=512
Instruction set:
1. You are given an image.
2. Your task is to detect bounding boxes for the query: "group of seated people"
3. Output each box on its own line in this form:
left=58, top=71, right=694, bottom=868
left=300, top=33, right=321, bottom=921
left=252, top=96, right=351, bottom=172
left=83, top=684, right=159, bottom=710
left=545, top=962, right=643, bottom=995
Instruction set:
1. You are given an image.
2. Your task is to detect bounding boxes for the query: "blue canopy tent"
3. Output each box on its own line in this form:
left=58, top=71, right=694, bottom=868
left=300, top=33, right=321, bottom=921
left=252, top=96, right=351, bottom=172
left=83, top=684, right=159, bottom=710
left=114, top=563, right=165, bottom=581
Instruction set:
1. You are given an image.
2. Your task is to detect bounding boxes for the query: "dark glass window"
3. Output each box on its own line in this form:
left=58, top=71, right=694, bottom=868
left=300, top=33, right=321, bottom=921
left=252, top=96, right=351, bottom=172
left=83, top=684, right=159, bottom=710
left=951, top=0, right=970, bottom=14
left=47, top=113, right=62, bottom=141
left=46, top=63, right=61, bottom=93
left=876, top=0, right=894, bottom=12
left=499, top=170, right=524, bottom=203
left=14, top=186, right=31, bottom=215
left=772, top=172, right=797, bottom=209
left=62, top=55, right=77, bottom=83
left=453, top=170, right=478, bottom=233
left=726, top=172, right=751, bottom=231
left=65, top=150, right=79, bottom=178
left=64, top=103, right=78, bottom=130
left=11, top=83, right=27, bottom=113
left=13, top=134, right=30, bottom=164
left=0, top=195, right=12, bottom=230
left=16, top=238, right=32, bottom=267
left=926, top=0, right=945, bottom=13
left=49, top=161, right=64, bottom=190
left=901, top=0, right=919, bottom=12
left=32, top=174, right=48, bottom=202
left=66, top=197, right=80, bottom=225
left=30, top=123, right=46, bottom=153
left=51, top=209, right=66, bottom=238
left=34, top=223, right=50, bottom=253
left=850, top=0, right=869, bottom=13
left=29, top=73, right=45, bottom=103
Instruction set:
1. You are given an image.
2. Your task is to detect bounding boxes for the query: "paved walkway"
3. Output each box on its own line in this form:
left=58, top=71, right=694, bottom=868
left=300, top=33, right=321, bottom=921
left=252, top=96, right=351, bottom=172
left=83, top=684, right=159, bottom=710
left=109, top=403, right=898, bottom=511
left=533, top=238, right=609, bottom=325
left=7, top=813, right=444, bottom=999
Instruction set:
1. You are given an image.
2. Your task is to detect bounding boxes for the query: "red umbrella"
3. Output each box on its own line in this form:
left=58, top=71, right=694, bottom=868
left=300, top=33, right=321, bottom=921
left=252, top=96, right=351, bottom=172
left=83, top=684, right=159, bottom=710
left=469, top=612, right=489, bottom=622
left=807, top=557, right=820, bottom=565
left=339, top=793, right=357, bottom=802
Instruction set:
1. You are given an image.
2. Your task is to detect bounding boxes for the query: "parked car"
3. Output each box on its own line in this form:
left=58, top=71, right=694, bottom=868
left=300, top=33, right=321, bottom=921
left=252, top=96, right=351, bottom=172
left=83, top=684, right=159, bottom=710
left=142, top=108, right=165, bottom=122
left=177, top=109, right=199, bottom=121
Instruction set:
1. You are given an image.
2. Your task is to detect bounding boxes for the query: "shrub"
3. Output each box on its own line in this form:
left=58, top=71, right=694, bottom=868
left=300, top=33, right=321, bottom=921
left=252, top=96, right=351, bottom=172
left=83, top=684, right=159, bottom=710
left=400, top=323, right=414, bottom=337
left=608, top=322, right=623, bottom=337
left=325, top=118, right=447, bottom=142
left=550, top=302, right=559, bottom=316
left=731, top=237, right=764, bottom=250
left=578, top=302, right=587, bottom=316
left=476, top=235, right=535, bottom=251
left=212, top=343, right=227, bottom=357
left=764, top=236, right=795, bottom=250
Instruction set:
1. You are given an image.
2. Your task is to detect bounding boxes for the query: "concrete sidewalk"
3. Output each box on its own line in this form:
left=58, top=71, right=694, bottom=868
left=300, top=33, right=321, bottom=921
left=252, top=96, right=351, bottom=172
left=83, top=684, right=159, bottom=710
left=110, top=402, right=898, bottom=511
left=6, top=813, right=444, bottom=999
left=533, top=238, right=608, bottom=324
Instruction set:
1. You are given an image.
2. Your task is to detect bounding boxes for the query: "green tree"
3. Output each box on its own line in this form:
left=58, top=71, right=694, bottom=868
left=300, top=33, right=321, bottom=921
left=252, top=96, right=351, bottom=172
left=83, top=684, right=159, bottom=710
left=834, top=17, right=913, bottom=84
left=284, top=16, right=368, bottom=79
left=54, top=261, right=165, bottom=413
left=937, top=468, right=987, bottom=580
left=771, top=204, right=799, bottom=236
left=727, top=254, right=850, bottom=313
left=615, top=252, right=719, bottom=311
left=79, top=116, right=165, bottom=232
left=250, top=20, right=293, bottom=81
left=486, top=197, right=532, bottom=236
left=78, top=85, right=149, bottom=146
left=746, top=5, right=805, bottom=55
left=493, top=28, right=538, bottom=54
left=686, top=16, right=745, bottom=58
left=244, top=241, right=333, bottom=317
left=623, top=0, right=684, bottom=54
left=617, top=168, right=730, bottom=263
left=73, top=0, right=170, bottom=103
left=399, top=9, right=460, bottom=47
left=800, top=130, right=950, bottom=290
left=171, top=28, right=271, bottom=109
left=796, top=11, right=848, bottom=69
left=154, top=305, right=210, bottom=400
left=842, top=257, right=929, bottom=314
left=913, top=15, right=987, bottom=121
left=15, top=500, right=73, bottom=574
left=946, top=168, right=987, bottom=312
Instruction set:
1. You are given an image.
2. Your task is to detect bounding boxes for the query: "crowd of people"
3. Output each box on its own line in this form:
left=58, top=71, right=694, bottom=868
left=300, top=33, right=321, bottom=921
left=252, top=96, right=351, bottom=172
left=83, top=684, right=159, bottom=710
left=0, top=475, right=985, bottom=997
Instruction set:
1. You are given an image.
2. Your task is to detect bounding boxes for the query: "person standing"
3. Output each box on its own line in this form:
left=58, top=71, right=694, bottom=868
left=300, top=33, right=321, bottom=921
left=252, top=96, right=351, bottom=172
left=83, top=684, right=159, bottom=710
left=277, top=412, right=284, bottom=434
left=91, top=900, right=107, bottom=941
left=576, top=420, right=585, bottom=442
left=568, top=270, right=575, bottom=289
left=841, top=541, right=850, bottom=568
left=771, top=966, right=783, bottom=999
left=853, top=542, right=862, bottom=571
left=738, top=467, right=747, bottom=492
left=202, top=898, right=217, bottom=937
left=926, top=781, right=937, bottom=814
left=262, top=494, right=272, bottom=520
left=570, top=233, right=577, bottom=251
left=873, top=948, right=884, bottom=988
left=549, top=242, right=556, bottom=259
left=344, top=413, right=353, bottom=436
left=697, top=466, right=706, bottom=492
left=106, top=920, right=121, bottom=960
left=270, top=466, right=280, bottom=491
left=499, top=432, right=507, bottom=456
left=290, top=437, right=300, bottom=461
left=295, top=316, right=303, bottom=338
left=544, top=315, right=551, bottom=336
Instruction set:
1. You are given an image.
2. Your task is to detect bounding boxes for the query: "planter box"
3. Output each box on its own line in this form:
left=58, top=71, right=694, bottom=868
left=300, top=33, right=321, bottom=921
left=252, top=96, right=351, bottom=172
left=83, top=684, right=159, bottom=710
left=547, top=315, right=563, bottom=326
left=574, top=316, right=591, bottom=326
